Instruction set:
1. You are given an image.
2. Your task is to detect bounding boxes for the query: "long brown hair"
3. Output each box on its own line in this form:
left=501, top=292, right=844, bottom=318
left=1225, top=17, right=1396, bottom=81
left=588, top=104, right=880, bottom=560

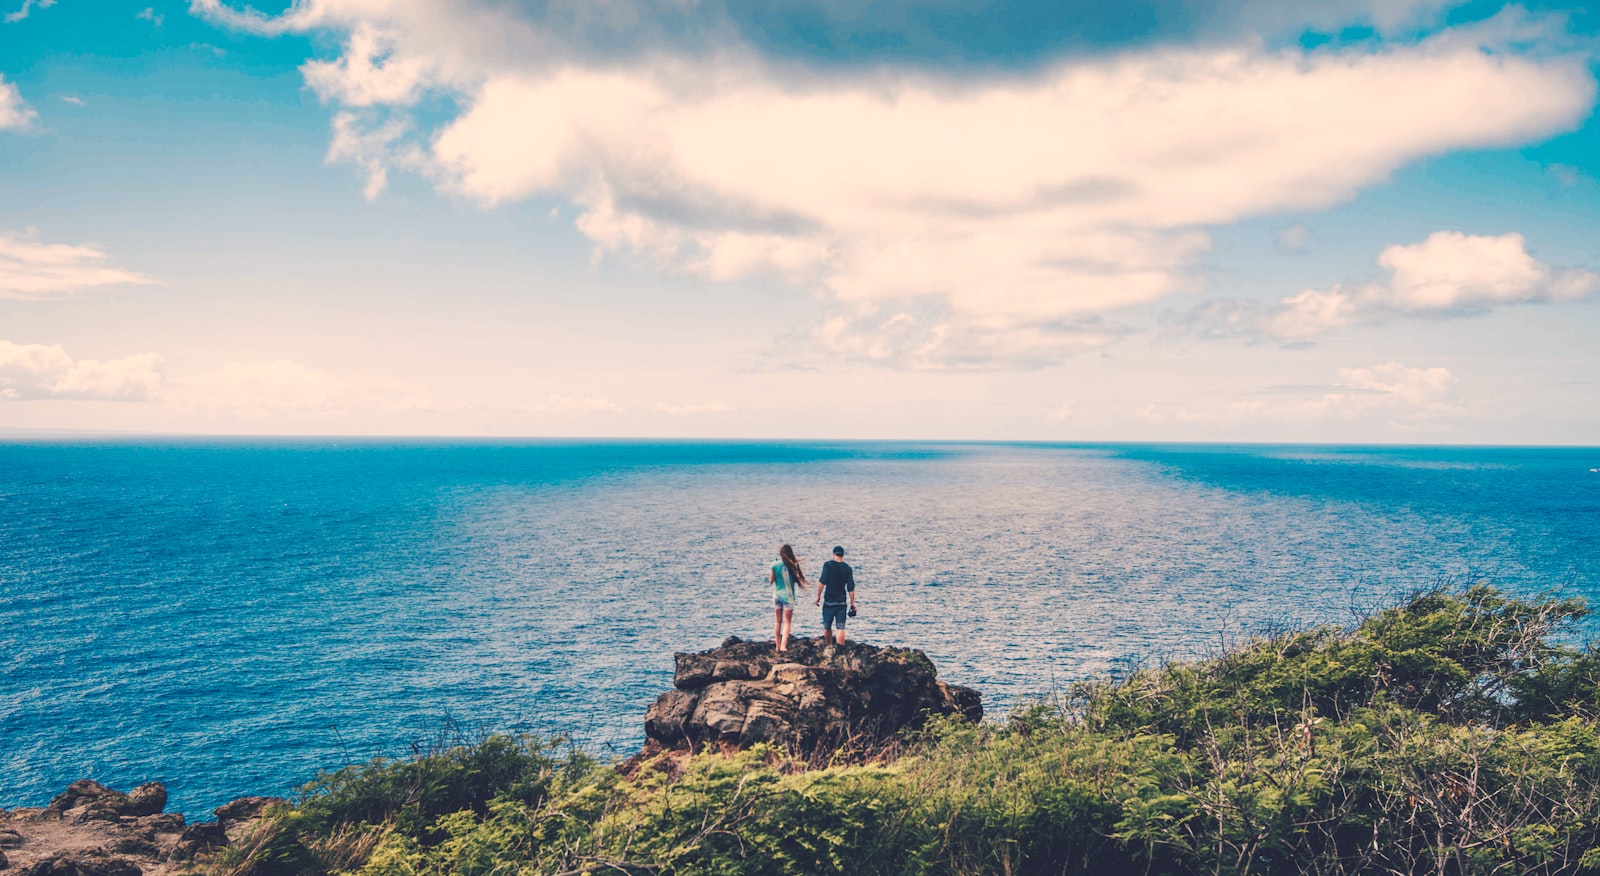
left=778, top=544, right=808, bottom=591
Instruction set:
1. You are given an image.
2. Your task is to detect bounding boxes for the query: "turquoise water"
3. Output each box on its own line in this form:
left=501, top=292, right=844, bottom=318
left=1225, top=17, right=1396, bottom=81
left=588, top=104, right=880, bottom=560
left=2, top=440, right=1597, bottom=814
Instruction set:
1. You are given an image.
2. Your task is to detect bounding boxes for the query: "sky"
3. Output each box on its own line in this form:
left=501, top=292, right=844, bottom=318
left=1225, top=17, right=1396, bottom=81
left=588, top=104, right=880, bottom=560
left=1, top=0, right=1597, bottom=441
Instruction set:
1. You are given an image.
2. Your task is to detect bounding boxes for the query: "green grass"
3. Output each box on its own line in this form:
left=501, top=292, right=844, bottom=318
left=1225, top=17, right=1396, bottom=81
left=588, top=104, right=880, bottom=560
left=210, top=585, right=1600, bottom=876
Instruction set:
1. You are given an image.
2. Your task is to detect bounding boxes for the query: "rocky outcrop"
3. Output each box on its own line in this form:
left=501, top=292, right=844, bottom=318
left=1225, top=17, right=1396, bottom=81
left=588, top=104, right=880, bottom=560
left=643, top=637, right=982, bottom=759
left=0, top=782, right=285, bottom=875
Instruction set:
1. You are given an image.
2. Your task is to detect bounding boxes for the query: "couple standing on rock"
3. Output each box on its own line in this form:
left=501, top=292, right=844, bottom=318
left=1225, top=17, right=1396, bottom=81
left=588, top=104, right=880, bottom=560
left=769, top=544, right=857, bottom=653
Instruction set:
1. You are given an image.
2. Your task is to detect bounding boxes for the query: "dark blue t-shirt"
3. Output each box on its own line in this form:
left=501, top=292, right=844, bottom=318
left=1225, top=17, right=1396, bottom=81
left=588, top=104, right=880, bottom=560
left=819, top=560, right=855, bottom=605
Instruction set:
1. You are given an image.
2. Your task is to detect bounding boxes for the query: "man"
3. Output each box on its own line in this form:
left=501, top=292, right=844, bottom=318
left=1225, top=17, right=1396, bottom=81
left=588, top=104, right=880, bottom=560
left=815, top=545, right=858, bottom=647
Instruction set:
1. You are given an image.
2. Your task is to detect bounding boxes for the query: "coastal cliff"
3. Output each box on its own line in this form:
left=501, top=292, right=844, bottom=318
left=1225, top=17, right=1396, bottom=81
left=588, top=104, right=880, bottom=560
left=0, top=780, right=279, bottom=875
left=11, top=589, right=1600, bottom=876
left=642, top=636, right=982, bottom=758
left=3, top=637, right=982, bottom=875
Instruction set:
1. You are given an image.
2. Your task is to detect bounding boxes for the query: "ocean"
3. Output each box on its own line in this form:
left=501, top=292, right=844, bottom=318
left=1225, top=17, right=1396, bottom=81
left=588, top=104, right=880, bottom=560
left=2, top=440, right=1597, bottom=814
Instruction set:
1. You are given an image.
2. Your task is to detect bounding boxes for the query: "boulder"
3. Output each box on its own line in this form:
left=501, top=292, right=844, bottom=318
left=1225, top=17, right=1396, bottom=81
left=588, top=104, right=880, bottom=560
left=46, top=782, right=165, bottom=824
left=3, top=781, right=205, bottom=875
left=212, top=797, right=282, bottom=831
left=122, top=787, right=164, bottom=819
left=19, top=851, right=141, bottom=876
left=166, top=822, right=226, bottom=863
left=44, top=784, right=123, bottom=818
left=643, top=636, right=982, bottom=759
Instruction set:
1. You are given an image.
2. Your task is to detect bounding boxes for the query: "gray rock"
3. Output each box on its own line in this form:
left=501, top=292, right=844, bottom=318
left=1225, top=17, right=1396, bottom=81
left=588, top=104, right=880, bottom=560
left=0, top=830, right=21, bottom=849
left=641, top=689, right=699, bottom=742
left=20, top=851, right=141, bottom=876
left=122, top=786, right=164, bottom=819
left=166, top=822, right=226, bottom=862
left=44, top=784, right=124, bottom=817
left=128, top=814, right=184, bottom=835
left=67, top=808, right=118, bottom=826
left=212, top=796, right=283, bottom=831
left=643, top=637, right=982, bottom=759
left=100, top=839, right=157, bottom=859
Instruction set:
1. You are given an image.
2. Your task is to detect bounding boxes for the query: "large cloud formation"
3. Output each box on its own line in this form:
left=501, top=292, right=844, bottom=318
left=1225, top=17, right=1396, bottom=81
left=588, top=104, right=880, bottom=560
left=194, top=0, right=1596, bottom=365
left=1170, top=231, right=1600, bottom=342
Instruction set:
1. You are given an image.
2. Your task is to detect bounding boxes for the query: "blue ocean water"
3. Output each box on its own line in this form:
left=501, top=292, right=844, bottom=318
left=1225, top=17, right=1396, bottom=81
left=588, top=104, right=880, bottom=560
left=2, top=440, right=1597, bottom=815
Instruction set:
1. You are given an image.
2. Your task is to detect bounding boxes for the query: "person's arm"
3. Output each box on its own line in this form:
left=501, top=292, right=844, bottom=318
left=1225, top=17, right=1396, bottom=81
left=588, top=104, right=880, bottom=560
left=814, top=564, right=825, bottom=605
left=847, top=567, right=857, bottom=609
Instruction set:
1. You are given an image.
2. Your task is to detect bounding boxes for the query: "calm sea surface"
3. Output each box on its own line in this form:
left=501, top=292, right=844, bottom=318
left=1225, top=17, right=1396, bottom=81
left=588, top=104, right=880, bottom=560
left=3, top=441, right=1598, bottom=813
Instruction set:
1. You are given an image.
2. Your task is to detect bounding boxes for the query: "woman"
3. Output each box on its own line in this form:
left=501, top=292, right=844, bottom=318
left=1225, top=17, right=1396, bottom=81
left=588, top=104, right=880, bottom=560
left=769, top=544, right=808, bottom=652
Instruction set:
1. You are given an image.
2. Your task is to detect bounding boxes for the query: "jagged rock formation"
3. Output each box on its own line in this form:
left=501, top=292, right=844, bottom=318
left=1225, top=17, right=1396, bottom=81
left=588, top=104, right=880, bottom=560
left=0, top=781, right=284, bottom=875
left=643, top=636, right=982, bottom=758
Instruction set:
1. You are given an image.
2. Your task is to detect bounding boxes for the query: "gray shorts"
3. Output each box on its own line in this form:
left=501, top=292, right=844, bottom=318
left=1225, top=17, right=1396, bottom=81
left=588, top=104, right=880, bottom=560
left=822, top=603, right=848, bottom=629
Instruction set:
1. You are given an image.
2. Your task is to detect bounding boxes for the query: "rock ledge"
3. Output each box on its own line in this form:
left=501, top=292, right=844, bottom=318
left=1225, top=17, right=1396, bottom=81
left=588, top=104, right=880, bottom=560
left=0, top=781, right=284, bottom=876
left=643, top=636, right=982, bottom=758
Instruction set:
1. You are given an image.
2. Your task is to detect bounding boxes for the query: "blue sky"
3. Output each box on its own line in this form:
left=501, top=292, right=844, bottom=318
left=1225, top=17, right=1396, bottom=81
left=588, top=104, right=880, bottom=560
left=1, top=0, right=1597, bottom=441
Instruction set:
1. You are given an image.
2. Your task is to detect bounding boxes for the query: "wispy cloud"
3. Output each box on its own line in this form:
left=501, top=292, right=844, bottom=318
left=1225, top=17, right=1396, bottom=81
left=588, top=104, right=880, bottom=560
left=1168, top=231, right=1600, bottom=342
left=60, top=95, right=85, bottom=106
left=137, top=6, right=164, bottom=26
left=0, top=230, right=157, bottom=299
left=0, top=74, right=36, bottom=130
left=0, top=341, right=164, bottom=401
left=4, top=0, right=53, bottom=24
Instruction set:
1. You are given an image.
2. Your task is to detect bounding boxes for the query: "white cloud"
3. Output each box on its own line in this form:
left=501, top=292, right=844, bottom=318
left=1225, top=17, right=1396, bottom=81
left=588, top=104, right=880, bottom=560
left=1140, top=361, right=1457, bottom=427
left=303, top=24, right=435, bottom=107
left=137, top=7, right=165, bottom=26
left=0, top=74, right=36, bottom=130
left=327, top=111, right=418, bottom=200
left=806, top=304, right=1133, bottom=370
left=653, top=401, right=731, bottom=415
left=0, top=341, right=164, bottom=401
left=0, top=230, right=158, bottom=299
left=4, top=0, right=53, bottom=24
left=1171, top=231, right=1600, bottom=341
left=198, top=2, right=1596, bottom=364
left=61, top=95, right=85, bottom=106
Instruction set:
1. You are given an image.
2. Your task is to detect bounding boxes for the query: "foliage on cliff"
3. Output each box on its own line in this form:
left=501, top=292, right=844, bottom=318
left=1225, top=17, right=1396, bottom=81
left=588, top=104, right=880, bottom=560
left=213, top=585, right=1600, bottom=876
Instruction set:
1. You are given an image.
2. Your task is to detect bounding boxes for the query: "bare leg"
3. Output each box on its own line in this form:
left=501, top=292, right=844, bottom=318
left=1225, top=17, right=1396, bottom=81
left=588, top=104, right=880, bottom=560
left=779, top=608, right=793, bottom=652
left=774, top=606, right=784, bottom=651
left=836, top=625, right=847, bottom=645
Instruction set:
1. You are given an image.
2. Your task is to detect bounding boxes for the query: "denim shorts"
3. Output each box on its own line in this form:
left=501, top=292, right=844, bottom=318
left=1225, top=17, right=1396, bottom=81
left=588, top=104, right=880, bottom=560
left=822, top=603, right=849, bottom=629
left=774, top=597, right=793, bottom=610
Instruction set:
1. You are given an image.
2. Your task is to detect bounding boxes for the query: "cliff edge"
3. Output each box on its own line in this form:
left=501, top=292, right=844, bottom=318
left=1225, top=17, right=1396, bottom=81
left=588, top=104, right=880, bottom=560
left=642, top=636, right=982, bottom=759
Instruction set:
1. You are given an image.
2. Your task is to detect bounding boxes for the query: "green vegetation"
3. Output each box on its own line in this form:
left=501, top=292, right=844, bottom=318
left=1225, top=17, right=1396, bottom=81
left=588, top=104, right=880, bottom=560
left=214, top=586, right=1600, bottom=876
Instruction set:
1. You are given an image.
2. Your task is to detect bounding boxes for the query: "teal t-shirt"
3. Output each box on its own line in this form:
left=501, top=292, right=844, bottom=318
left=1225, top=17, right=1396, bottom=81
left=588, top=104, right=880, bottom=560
left=772, top=562, right=797, bottom=603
